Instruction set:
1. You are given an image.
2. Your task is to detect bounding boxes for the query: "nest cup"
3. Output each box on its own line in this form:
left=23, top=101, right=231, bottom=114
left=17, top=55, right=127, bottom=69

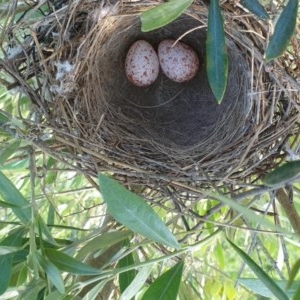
left=82, top=15, right=251, bottom=150
left=2, top=1, right=300, bottom=187
left=55, top=5, right=255, bottom=183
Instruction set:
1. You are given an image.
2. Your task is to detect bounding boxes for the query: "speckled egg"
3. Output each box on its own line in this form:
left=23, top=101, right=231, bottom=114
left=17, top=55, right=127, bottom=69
left=125, top=40, right=159, bottom=87
left=158, top=39, right=199, bottom=82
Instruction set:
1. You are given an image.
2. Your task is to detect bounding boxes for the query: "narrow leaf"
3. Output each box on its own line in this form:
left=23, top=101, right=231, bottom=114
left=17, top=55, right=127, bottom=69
left=241, top=0, right=270, bottom=20
left=206, top=0, right=228, bottom=103
left=210, top=192, right=283, bottom=233
left=227, top=239, right=289, bottom=300
left=0, top=255, right=12, bottom=295
left=0, top=171, right=31, bottom=224
left=287, top=258, right=300, bottom=289
left=142, top=261, right=184, bottom=300
left=45, top=248, right=101, bottom=275
left=0, top=200, right=18, bottom=208
left=0, top=228, right=25, bottom=295
left=77, top=231, right=131, bottom=260
left=0, top=111, right=9, bottom=123
left=82, top=279, right=110, bottom=300
left=265, top=0, right=298, bottom=61
left=119, top=264, right=153, bottom=300
left=98, top=174, right=181, bottom=249
left=239, top=278, right=299, bottom=299
left=118, top=239, right=136, bottom=294
left=293, top=283, right=300, bottom=300
left=262, top=160, right=300, bottom=187
left=141, top=0, right=193, bottom=32
left=36, top=252, right=65, bottom=294
left=0, top=140, right=21, bottom=166
left=0, top=245, right=21, bottom=255
left=45, top=291, right=64, bottom=300
left=37, top=215, right=58, bottom=246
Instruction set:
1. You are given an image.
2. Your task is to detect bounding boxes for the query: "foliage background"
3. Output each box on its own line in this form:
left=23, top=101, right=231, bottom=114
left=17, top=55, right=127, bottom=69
left=0, top=0, right=300, bottom=299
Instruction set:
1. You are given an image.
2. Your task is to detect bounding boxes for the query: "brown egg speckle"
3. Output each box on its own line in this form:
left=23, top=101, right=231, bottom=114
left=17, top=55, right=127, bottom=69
left=125, top=40, right=159, bottom=87
left=158, top=39, right=199, bottom=82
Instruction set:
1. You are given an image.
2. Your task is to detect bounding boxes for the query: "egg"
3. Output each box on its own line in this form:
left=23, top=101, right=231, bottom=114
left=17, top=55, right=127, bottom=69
left=158, top=39, right=199, bottom=82
left=125, top=40, right=159, bottom=87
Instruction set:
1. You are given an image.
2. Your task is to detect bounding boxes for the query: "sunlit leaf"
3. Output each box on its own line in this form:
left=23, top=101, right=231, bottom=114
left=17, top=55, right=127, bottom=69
left=262, top=160, right=300, bottom=187
left=45, top=248, right=101, bottom=275
left=239, top=278, right=299, bottom=298
left=227, top=239, right=289, bottom=300
left=98, top=174, right=181, bottom=249
left=16, top=265, right=28, bottom=286
left=241, top=0, right=270, bottom=20
left=0, top=171, right=31, bottom=224
left=36, top=252, right=65, bottom=294
left=17, top=279, right=45, bottom=300
left=142, top=261, right=184, bottom=300
left=210, top=192, right=283, bottom=233
left=0, top=158, right=28, bottom=171
left=287, top=258, right=300, bottom=289
left=206, top=0, right=228, bottom=103
left=215, top=242, right=225, bottom=270
left=0, top=245, right=21, bottom=255
left=265, top=0, right=298, bottom=61
left=119, top=264, right=153, bottom=300
left=141, top=0, right=193, bottom=32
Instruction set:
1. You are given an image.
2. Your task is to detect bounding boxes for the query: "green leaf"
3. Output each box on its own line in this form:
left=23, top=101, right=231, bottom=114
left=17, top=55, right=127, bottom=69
left=0, top=171, right=31, bottom=224
left=210, top=192, right=283, bottom=233
left=0, top=111, right=9, bottom=123
left=77, top=231, right=132, bottom=260
left=141, top=0, right=193, bottom=32
left=82, top=279, right=111, bottom=300
left=240, top=0, right=270, bottom=20
left=215, top=241, right=225, bottom=270
left=0, top=140, right=21, bottom=166
left=262, top=160, right=300, bottom=187
left=0, top=158, right=28, bottom=171
left=44, top=291, right=64, bottom=300
left=227, top=239, right=289, bottom=300
left=206, top=0, right=228, bottom=103
left=45, top=248, right=101, bottom=275
left=287, top=258, right=300, bottom=289
left=98, top=174, right=181, bottom=249
left=0, top=255, right=12, bottom=295
left=0, top=200, right=18, bottom=208
left=36, top=252, right=65, bottom=294
left=239, top=278, right=299, bottom=299
left=0, top=245, right=21, bottom=255
left=37, top=215, right=58, bottom=246
left=118, top=239, right=136, bottom=294
left=293, top=283, right=300, bottom=300
left=265, top=0, right=298, bottom=61
left=119, top=264, right=153, bottom=300
left=0, top=228, right=25, bottom=295
left=142, top=261, right=184, bottom=300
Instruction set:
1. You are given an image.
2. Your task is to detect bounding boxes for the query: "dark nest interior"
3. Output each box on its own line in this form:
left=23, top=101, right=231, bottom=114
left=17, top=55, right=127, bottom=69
left=1, top=0, right=300, bottom=193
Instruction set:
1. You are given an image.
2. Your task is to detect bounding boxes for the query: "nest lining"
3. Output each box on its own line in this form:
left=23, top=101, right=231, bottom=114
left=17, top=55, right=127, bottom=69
left=1, top=0, right=300, bottom=187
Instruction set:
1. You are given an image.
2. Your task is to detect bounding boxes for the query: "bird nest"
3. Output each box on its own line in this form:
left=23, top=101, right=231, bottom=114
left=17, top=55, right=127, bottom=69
left=1, top=0, right=300, bottom=192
